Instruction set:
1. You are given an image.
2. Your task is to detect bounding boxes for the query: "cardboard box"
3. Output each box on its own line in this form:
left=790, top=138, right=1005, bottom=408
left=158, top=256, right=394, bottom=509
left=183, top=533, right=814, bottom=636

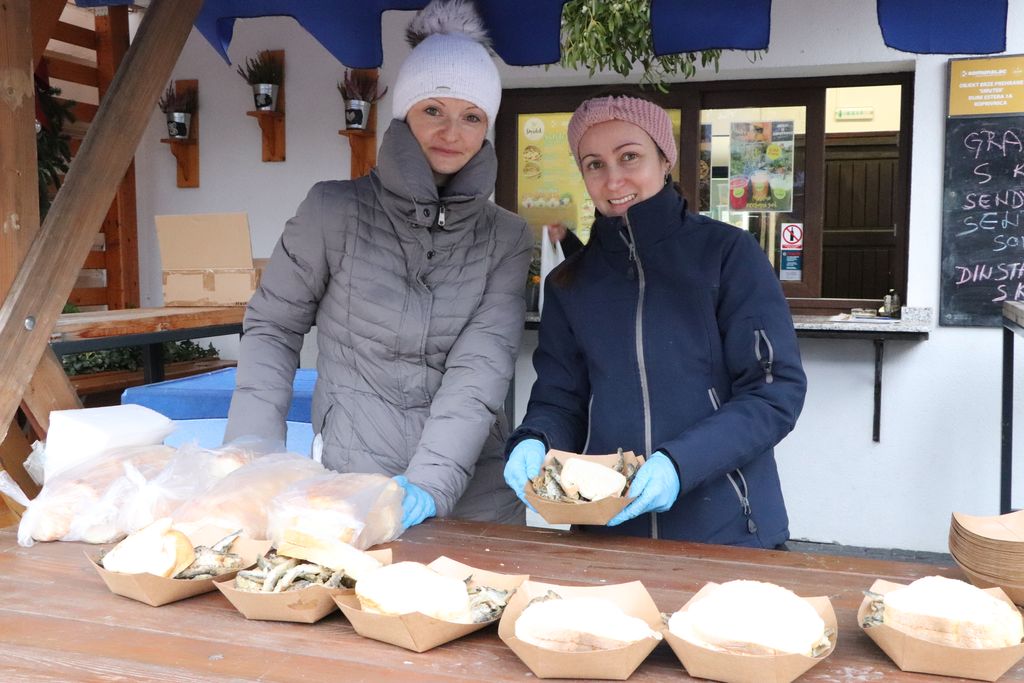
left=525, top=450, right=643, bottom=526
left=335, top=556, right=528, bottom=652
left=858, top=578, right=1024, bottom=681
left=155, top=212, right=259, bottom=306
left=89, top=529, right=271, bottom=607
left=662, top=582, right=837, bottom=683
left=498, top=579, right=663, bottom=680
left=214, top=548, right=392, bottom=623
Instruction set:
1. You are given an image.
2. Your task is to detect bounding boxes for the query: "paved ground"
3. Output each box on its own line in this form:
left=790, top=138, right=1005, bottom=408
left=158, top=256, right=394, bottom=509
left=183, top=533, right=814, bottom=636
left=787, top=539, right=955, bottom=567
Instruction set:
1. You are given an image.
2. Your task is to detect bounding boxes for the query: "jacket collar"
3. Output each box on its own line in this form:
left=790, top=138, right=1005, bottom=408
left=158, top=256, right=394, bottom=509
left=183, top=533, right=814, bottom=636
left=592, top=183, right=688, bottom=253
left=372, top=120, right=497, bottom=230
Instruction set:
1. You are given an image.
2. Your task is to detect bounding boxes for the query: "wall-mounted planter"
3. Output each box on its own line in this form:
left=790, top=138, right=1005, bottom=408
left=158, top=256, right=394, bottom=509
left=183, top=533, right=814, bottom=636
left=159, top=79, right=199, bottom=188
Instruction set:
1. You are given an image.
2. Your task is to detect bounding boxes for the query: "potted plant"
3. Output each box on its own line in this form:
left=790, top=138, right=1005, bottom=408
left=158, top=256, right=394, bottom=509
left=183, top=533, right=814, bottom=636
left=337, top=69, right=387, bottom=130
left=157, top=81, right=198, bottom=140
left=236, top=50, right=283, bottom=111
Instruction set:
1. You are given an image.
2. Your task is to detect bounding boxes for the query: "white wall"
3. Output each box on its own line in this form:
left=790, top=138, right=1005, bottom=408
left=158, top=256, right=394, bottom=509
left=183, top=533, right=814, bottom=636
left=134, top=1, right=1024, bottom=551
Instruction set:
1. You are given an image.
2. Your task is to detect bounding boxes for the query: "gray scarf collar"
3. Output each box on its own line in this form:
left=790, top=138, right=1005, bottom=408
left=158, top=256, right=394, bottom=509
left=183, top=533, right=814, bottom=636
left=372, top=120, right=497, bottom=230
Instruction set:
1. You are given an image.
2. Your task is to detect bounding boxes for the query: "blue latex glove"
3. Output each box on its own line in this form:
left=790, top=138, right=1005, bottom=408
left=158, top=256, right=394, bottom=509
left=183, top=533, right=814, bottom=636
left=393, top=475, right=436, bottom=530
left=607, top=451, right=680, bottom=526
left=503, top=438, right=546, bottom=511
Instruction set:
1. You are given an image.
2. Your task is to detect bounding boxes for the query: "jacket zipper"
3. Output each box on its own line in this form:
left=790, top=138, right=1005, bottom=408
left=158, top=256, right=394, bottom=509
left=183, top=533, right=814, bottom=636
left=437, top=202, right=446, bottom=228
left=621, top=216, right=657, bottom=539
left=754, top=328, right=775, bottom=384
left=708, top=388, right=757, bottom=535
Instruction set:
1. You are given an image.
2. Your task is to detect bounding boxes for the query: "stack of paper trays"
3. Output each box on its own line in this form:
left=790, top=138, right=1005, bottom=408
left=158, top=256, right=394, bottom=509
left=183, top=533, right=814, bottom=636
left=949, top=510, right=1024, bottom=605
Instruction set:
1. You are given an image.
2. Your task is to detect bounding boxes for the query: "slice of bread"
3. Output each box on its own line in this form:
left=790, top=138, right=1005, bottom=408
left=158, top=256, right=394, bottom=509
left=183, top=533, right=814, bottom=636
left=515, top=596, right=661, bottom=652
left=276, top=527, right=380, bottom=580
left=882, top=576, right=1024, bottom=649
left=560, top=458, right=627, bottom=501
left=668, top=580, right=827, bottom=656
left=355, top=561, right=472, bottom=623
left=101, top=517, right=195, bottom=578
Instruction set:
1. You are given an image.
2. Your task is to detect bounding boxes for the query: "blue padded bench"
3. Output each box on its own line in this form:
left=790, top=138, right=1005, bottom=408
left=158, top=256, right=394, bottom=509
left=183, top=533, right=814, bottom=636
left=121, top=367, right=315, bottom=422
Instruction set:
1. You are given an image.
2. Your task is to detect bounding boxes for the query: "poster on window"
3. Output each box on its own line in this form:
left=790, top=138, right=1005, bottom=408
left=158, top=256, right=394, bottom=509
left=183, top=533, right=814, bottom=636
left=517, top=113, right=595, bottom=245
left=728, top=120, right=795, bottom=213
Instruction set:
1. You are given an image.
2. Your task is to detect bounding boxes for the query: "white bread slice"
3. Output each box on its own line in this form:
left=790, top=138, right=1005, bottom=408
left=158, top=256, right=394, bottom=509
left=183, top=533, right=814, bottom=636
left=276, top=528, right=381, bottom=580
left=356, top=561, right=472, bottom=623
left=515, top=596, right=662, bottom=652
left=560, top=458, right=627, bottom=501
left=101, top=517, right=195, bottom=577
left=882, top=576, right=1024, bottom=649
left=668, top=580, right=827, bottom=656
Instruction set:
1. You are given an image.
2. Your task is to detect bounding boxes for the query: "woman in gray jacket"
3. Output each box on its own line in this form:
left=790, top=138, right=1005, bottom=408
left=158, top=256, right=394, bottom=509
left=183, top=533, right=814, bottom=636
left=225, top=0, right=532, bottom=530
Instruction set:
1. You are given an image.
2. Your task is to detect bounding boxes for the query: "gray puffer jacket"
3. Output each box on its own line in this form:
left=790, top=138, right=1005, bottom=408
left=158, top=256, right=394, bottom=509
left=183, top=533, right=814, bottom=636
left=225, top=120, right=532, bottom=523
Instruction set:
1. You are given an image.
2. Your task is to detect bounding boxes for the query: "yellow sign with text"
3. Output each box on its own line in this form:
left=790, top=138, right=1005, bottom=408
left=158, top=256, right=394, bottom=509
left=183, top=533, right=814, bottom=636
left=949, top=54, right=1024, bottom=116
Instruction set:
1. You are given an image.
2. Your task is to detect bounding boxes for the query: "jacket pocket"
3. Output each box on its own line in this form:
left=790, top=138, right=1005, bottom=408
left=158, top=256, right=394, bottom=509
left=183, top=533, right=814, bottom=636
left=708, top=386, right=756, bottom=536
left=753, top=327, right=775, bottom=384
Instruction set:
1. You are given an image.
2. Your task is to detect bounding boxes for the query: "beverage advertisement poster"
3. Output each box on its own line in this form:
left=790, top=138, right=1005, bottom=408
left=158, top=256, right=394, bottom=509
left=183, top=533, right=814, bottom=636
left=728, top=120, right=795, bottom=213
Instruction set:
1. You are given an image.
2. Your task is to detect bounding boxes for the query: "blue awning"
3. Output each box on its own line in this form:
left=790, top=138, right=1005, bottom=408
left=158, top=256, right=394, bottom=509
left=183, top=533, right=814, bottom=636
left=72, top=0, right=1010, bottom=67
left=877, top=0, right=1007, bottom=54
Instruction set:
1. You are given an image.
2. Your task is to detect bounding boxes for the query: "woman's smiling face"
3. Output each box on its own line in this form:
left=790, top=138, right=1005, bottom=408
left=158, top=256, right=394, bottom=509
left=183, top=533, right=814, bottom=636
left=577, top=119, right=671, bottom=217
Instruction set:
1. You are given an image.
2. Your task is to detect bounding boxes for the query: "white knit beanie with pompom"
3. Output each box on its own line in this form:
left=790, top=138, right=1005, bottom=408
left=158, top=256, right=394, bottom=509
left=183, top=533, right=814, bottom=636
left=391, top=0, right=500, bottom=127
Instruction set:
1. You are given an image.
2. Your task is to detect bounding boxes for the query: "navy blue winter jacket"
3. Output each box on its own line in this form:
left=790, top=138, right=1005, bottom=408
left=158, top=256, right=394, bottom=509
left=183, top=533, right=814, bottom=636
left=509, top=183, right=806, bottom=548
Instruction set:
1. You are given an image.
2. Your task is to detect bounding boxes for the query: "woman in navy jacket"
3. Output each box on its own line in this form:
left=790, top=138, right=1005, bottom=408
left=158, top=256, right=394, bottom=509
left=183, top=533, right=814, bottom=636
left=504, top=95, right=806, bottom=548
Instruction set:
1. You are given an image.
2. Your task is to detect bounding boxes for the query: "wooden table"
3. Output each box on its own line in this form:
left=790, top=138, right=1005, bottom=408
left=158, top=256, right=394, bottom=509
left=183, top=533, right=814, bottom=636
left=50, top=307, right=245, bottom=383
left=0, top=520, right=1013, bottom=682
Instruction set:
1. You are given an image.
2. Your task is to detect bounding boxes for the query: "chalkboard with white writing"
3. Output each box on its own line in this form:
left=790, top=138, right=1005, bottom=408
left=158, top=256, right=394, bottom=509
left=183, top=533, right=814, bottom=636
left=941, top=116, right=1024, bottom=326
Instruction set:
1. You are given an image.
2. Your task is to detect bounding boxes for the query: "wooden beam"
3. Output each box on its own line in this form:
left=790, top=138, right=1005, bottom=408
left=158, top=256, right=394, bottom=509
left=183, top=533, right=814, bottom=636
left=22, top=350, right=82, bottom=437
left=43, top=52, right=100, bottom=88
left=53, top=21, right=98, bottom=51
left=0, top=0, right=42, bottom=497
left=30, top=0, right=66, bottom=69
left=0, top=421, right=39, bottom=500
left=0, top=0, right=204, bottom=443
left=1, top=0, right=40, bottom=297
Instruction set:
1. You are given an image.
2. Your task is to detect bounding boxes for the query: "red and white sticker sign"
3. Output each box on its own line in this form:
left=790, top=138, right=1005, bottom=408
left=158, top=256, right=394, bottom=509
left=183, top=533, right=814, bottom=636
left=781, top=223, right=804, bottom=250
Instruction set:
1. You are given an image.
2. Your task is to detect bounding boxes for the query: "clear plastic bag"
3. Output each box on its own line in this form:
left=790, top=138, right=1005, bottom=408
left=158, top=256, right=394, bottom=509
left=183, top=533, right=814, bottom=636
left=171, top=451, right=324, bottom=540
left=17, top=444, right=175, bottom=547
left=266, top=472, right=404, bottom=550
left=113, top=442, right=257, bottom=535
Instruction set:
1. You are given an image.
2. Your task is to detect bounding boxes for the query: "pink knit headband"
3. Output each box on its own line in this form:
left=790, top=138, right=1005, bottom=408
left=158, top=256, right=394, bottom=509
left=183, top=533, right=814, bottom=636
left=567, top=96, right=677, bottom=170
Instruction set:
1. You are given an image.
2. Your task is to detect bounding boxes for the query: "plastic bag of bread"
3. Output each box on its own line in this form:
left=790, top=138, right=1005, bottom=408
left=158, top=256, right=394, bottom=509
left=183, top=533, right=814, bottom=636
left=17, top=444, right=175, bottom=547
left=266, top=472, right=403, bottom=550
left=113, top=443, right=256, bottom=535
left=171, top=452, right=324, bottom=540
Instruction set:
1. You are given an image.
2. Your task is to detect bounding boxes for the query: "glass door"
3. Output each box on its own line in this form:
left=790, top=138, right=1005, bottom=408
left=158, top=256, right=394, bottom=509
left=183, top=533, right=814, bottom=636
left=698, top=90, right=824, bottom=298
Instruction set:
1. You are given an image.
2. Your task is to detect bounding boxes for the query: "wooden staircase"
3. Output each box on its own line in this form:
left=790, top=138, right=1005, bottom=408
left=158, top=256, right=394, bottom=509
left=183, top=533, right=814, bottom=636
left=38, top=2, right=140, bottom=311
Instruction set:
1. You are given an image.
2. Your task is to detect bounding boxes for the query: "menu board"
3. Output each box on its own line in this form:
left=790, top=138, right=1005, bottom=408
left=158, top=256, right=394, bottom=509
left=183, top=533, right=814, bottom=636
left=939, top=115, right=1024, bottom=326
left=516, top=110, right=682, bottom=245
left=728, top=120, right=795, bottom=213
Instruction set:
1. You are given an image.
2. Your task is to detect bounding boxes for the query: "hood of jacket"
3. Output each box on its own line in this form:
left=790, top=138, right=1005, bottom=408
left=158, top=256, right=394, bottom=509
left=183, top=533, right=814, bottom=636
left=372, top=120, right=498, bottom=231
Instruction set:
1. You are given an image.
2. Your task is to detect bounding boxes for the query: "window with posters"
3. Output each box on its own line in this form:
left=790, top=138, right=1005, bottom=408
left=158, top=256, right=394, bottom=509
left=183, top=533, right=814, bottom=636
left=495, top=74, right=912, bottom=314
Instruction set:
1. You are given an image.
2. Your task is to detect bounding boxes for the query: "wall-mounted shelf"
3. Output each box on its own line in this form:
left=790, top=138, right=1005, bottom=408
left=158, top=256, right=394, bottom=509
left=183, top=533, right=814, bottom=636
left=246, top=110, right=285, bottom=162
left=338, top=70, right=378, bottom=178
left=159, top=79, right=199, bottom=188
left=245, top=50, right=285, bottom=162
